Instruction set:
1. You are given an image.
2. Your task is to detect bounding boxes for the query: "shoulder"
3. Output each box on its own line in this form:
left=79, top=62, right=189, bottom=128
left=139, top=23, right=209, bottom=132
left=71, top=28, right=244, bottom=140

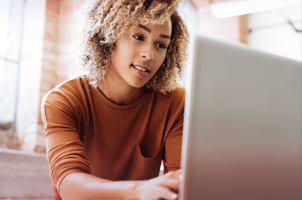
left=41, top=76, right=91, bottom=126
left=44, top=76, right=89, bottom=101
left=170, top=85, right=186, bottom=107
left=170, top=85, right=186, bottom=100
left=41, top=76, right=89, bottom=109
left=151, top=85, right=186, bottom=113
left=155, top=84, right=186, bottom=103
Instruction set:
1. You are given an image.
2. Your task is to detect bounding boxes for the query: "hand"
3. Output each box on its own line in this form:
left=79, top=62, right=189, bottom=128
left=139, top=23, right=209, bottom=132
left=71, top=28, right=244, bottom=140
left=134, top=169, right=181, bottom=200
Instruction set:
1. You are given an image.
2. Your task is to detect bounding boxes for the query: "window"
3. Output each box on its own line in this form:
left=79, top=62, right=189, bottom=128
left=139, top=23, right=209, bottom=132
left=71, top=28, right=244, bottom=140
left=0, top=0, right=24, bottom=132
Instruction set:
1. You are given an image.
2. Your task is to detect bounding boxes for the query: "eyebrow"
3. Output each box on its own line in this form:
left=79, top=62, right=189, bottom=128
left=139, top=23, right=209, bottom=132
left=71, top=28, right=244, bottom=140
left=138, top=24, right=171, bottom=39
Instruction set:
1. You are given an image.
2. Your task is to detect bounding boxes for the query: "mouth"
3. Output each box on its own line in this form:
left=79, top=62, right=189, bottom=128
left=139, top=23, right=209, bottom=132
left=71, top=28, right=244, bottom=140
left=131, top=64, right=151, bottom=78
left=131, top=64, right=151, bottom=72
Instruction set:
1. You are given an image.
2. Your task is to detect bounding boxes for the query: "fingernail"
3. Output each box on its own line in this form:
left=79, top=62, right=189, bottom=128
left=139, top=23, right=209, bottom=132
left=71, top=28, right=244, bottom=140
left=179, top=174, right=183, bottom=180
left=171, top=194, right=177, bottom=199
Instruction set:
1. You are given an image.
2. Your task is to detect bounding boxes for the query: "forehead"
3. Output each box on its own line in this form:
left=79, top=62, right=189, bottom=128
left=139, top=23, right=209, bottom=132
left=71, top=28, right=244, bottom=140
left=130, top=19, right=172, bottom=36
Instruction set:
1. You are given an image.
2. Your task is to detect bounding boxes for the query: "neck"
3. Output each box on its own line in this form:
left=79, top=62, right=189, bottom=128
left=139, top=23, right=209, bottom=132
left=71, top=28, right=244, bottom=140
left=96, top=69, right=146, bottom=106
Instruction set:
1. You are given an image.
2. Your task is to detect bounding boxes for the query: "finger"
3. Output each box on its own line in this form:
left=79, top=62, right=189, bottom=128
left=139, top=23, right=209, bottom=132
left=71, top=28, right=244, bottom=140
left=165, top=170, right=181, bottom=179
left=160, top=178, right=180, bottom=191
left=157, top=187, right=178, bottom=200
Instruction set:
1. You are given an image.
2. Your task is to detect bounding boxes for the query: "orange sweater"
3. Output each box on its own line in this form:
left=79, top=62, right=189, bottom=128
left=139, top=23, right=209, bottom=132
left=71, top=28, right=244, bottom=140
left=41, top=76, right=185, bottom=193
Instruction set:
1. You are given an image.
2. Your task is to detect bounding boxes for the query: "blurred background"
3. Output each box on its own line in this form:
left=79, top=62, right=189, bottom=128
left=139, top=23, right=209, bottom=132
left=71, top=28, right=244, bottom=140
left=0, top=0, right=300, bottom=199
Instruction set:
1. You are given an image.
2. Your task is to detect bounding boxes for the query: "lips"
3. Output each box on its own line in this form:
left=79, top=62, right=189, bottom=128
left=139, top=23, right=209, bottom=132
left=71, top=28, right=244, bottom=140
left=131, top=64, right=151, bottom=72
left=131, top=64, right=150, bottom=78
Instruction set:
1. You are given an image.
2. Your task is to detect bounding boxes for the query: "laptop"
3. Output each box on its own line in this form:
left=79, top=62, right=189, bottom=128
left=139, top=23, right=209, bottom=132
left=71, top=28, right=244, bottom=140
left=179, top=35, right=301, bottom=200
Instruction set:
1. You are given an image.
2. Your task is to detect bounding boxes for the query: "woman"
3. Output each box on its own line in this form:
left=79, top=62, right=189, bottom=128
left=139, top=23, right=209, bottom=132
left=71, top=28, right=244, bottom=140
left=41, top=0, right=189, bottom=199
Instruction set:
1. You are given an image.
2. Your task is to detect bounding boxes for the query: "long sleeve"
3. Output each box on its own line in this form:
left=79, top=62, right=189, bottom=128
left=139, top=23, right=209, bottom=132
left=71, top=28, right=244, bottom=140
left=41, top=88, right=91, bottom=191
left=163, top=87, right=185, bottom=173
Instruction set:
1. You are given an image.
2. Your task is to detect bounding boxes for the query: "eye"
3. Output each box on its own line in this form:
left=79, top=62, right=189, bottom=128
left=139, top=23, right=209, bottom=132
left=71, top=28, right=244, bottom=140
left=133, top=35, right=144, bottom=41
left=156, top=43, right=167, bottom=49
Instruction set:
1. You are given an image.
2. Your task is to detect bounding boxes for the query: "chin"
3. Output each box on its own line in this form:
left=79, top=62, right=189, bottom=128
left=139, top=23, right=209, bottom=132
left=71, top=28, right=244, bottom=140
left=131, top=83, right=146, bottom=89
left=128, top=80, right=148, bottom=89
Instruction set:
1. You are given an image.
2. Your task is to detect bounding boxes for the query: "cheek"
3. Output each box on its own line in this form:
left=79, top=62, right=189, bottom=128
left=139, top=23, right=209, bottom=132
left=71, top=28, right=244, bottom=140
left=113, top=46, right=130, bottom=65
left=116, top=43, right=137, bottom=62
left=156, top=53, right=167, bottom=68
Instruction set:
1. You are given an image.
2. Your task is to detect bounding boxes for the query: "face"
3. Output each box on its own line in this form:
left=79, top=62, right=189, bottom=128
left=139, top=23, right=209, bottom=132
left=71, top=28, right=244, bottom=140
left=108, top=20, right=172, bottom=89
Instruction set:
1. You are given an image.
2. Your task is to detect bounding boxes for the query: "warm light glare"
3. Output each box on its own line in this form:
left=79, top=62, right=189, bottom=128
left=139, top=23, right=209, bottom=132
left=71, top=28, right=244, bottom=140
left=211, top=0, right=301, bottom=18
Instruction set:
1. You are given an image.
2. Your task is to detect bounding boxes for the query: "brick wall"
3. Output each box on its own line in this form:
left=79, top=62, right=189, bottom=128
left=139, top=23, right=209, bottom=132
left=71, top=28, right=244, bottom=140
left=56, top=0, right=84, bottom=83
left=36, top=0, right=60, bottom=153
left=191, top=0, right=246, bottom=43
left=16, top=0, right=84, bottom=153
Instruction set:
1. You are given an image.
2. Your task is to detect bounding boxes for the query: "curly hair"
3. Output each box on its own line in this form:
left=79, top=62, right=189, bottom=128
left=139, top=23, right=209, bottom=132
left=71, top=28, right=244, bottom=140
left=77, top=0, right=189, bottom=93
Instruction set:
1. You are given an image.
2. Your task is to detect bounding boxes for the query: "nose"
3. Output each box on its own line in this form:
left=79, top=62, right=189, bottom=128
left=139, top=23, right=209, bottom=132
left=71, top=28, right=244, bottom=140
left=140, top=43, right=154, bottom=60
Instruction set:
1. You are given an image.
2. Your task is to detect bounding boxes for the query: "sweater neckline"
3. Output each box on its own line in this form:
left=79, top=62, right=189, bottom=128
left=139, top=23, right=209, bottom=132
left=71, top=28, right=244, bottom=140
left=87, top=77, right=153, bottom=110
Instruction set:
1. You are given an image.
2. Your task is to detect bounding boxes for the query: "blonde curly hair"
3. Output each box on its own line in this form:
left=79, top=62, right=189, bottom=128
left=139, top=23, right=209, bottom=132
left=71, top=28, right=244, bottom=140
left=77, top=0, right=189, bottom=93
